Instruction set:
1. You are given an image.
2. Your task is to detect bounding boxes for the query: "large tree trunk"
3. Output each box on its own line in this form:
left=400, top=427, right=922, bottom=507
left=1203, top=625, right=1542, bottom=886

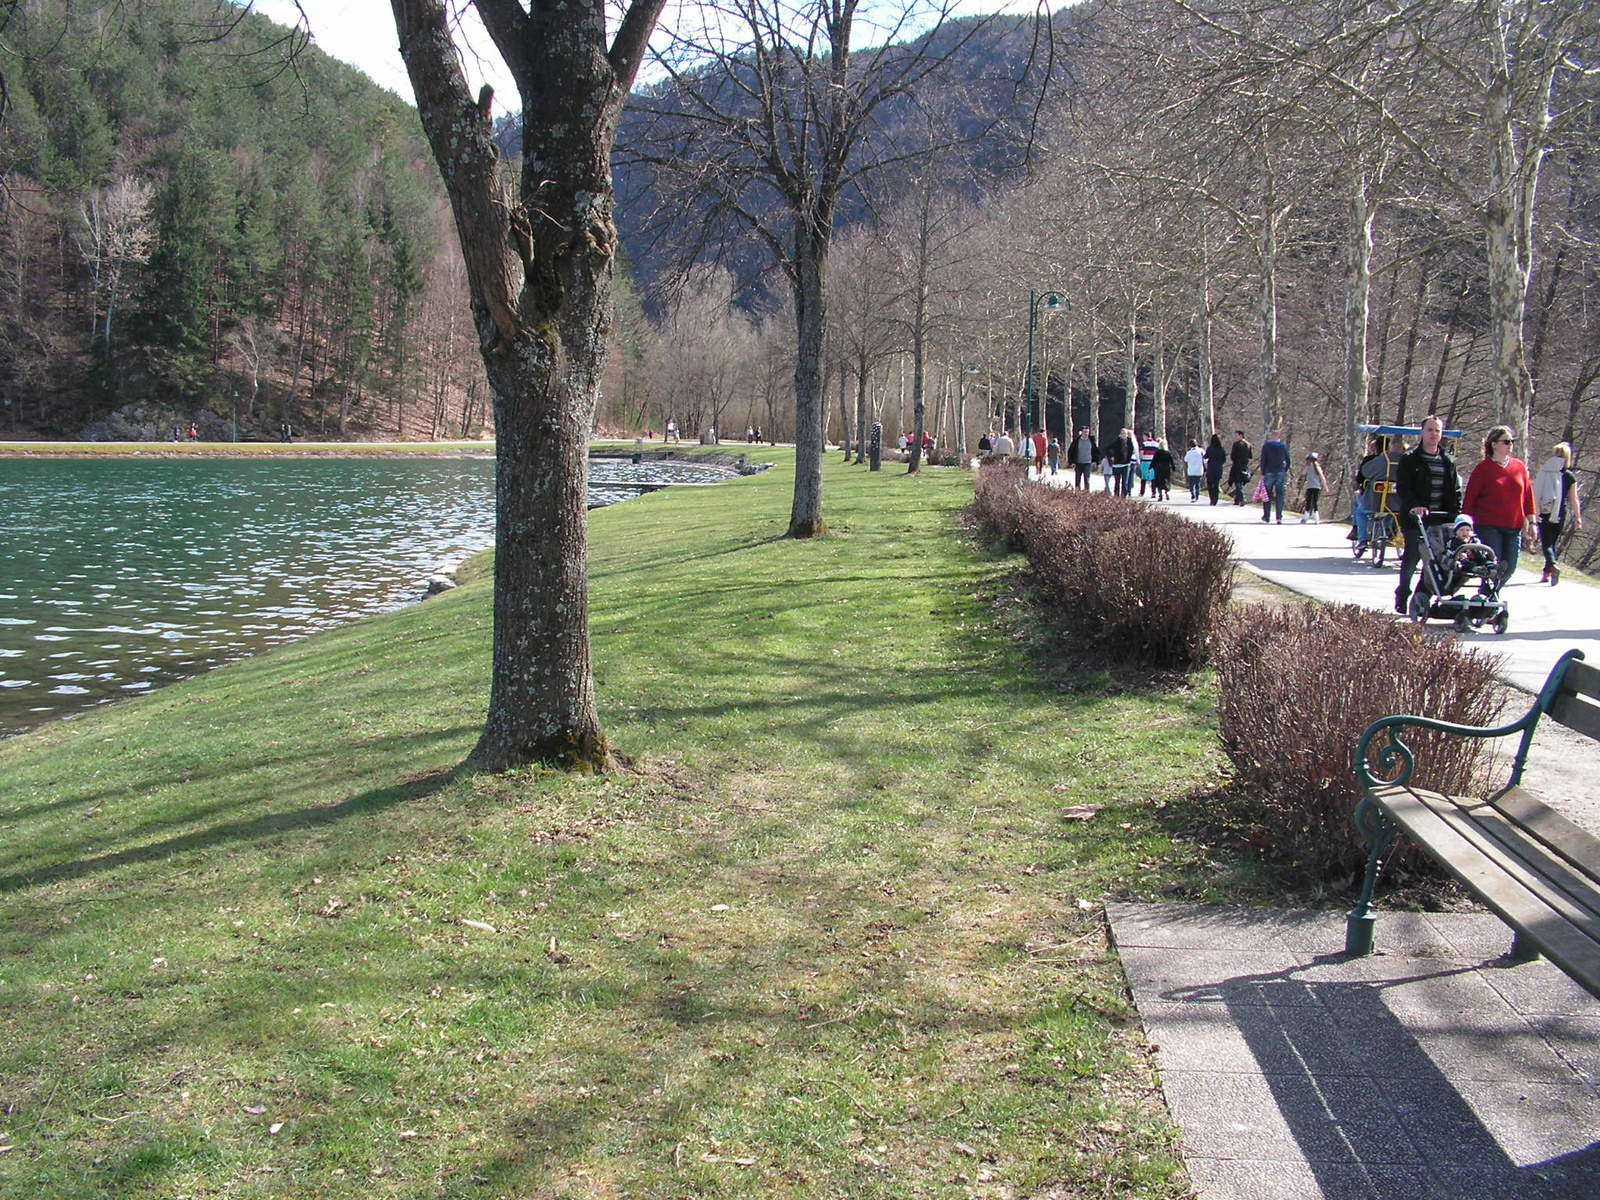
left=1257, top=182, right=1282, bottom=437
left=789, top=236, right=828, bottom=537
left=908, top=279, right=927, bottom=473
left=1196, top=280, right=1215, bottom=441
left=392, top=0, right=662, bottom=771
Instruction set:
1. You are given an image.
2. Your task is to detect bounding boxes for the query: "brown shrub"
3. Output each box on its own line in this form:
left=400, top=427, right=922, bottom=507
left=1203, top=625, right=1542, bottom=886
left=1213, top=603, right=1508, bottom=881
left=973, top=459, right=1029, bottom=551
left=973, top=473, right=1236, bottom=670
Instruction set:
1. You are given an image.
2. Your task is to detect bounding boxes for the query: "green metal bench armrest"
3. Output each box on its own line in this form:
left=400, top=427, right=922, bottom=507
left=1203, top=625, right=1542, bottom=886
left=1354, top=649, right=1585, bottom=791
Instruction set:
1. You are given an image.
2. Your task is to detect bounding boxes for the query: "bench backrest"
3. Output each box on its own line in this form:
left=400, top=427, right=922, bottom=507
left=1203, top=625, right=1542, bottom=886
left=1548, top=656, right=1600, bottom=743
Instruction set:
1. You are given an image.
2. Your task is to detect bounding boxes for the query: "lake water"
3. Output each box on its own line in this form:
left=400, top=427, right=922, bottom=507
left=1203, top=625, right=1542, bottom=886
left=0, top=454, right=732, bottom=736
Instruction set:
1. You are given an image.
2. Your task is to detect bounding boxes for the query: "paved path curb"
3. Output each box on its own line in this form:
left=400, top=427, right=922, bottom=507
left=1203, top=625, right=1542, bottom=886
left=1107, top=902, right=1600, bottom=1199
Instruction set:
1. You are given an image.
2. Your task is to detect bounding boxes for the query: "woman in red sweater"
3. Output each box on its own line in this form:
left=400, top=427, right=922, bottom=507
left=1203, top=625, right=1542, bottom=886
left=1462, top=424, right=1536, bottom=584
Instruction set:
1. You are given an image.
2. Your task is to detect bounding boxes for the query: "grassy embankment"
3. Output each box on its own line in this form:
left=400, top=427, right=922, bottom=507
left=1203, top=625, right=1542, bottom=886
left=0, top=451, right=1234, bottom=1199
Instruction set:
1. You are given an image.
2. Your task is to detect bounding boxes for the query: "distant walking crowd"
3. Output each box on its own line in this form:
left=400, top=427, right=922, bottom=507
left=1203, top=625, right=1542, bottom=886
left=980, top=417, right=1586, bottom=595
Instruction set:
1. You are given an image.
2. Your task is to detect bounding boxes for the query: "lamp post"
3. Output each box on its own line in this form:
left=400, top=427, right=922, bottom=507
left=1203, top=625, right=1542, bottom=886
left=1024, top=290, right=1065, bottom=441
left=231, top=391, right=239, bottom=443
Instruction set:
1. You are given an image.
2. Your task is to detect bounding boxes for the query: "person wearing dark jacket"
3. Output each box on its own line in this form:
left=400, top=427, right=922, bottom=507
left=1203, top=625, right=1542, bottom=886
left=1109, top=428, right=1137, bottom=496
left=1070, top=428, right=1098, bottom=489
left=1203, top=434, right=1227, bottom=505
left=1393, top=415, right=1461, bottom=613
left=1258, top=431, right=1291, bottom=523
left=1227, top=431, right=1253, bottom=505
left=1150, top=441, right=1176, bottom=500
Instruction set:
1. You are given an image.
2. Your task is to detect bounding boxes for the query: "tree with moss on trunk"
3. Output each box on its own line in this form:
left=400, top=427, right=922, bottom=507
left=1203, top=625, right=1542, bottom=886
left=388, top=0, right=664, bottom=772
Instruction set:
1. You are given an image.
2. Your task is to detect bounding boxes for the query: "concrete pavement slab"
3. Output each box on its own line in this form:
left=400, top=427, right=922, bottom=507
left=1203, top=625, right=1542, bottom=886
left=1107, top=902, right=1600, bottom=1200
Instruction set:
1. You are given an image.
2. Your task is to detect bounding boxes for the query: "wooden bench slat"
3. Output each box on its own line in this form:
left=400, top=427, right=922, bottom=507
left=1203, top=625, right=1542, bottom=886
left=1387, top=788, right=1600, bottom=941
left=1461, top=802, right=1600, bottom=938
left=1373, top=787, right=1600, bottom=999
left=1558, top=656, right=1600, bottom=701
left=1548, top=690, right=1600, bottom=743
left=1490, top=786, right=1600, bottom=888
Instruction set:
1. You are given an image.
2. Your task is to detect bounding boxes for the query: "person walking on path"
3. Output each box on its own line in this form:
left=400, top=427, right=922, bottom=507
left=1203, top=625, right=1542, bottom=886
left=1462, top=424, right=1536, bottom=586
left=1110, top=428, right=1137, bottom=496
left=1030, top=429, right=1048, bottom=476
left=1203, top=434, right=1227, bottom=505
left=1071, top=427, right=1098, bottom=489
left=1394, top=415, right=1461, bottom=612
left=1533, top=442, right=1584, bottom=585
left=1184, top=440, right=1206, bottom=502
left=1151, top=440, right=1176, bottom=501
left=1351, top=435, right=1382, bottom=549
left=1228, top=431, right=1253, bottom=505
left=1300, top=452, right=1327, bottom=523
left=1100, top=452, right=1114, bottom=492
left=1138, top=433, right=1160, bottom=497
left=1047, top=436, right=1061, bottom=476
left=992, top=429, right=1016, bottom=458
left=1259, top=430, right=1291, bottom=523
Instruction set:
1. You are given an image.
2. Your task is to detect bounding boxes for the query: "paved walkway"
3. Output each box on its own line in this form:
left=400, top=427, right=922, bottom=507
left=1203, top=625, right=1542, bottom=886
left=1108, top=903, right=1600, bottom=1200
left=1019, top=471, right=1600, bottom=1196
left=1027, top=468, right=1600, bottom=695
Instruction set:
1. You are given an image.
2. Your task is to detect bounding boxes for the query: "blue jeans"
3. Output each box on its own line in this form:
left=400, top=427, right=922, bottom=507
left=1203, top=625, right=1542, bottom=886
left=1476, top=525, right=1522, bottom=584
left=1114, top=464, right=1134, bottom=496
left=1261, top=471, right=1287, bottom=521
left=1188, top=473, right=1202, bottom=500
left=1354, top=506, right=1370, bottom=543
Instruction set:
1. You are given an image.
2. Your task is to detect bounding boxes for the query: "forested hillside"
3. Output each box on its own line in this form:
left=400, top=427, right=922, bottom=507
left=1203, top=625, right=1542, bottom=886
left=0, top=0, right=491, bottom=440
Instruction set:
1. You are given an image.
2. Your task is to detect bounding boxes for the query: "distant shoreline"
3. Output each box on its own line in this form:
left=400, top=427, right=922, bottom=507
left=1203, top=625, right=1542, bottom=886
left=0, top=440, right=497, bottom=459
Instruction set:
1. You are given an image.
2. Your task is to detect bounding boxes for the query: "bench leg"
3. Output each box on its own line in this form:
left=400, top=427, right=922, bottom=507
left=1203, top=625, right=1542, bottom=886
left=1509, top=931, right=1542, bottom=963
left=1346, top=796, right=1397, bottom=956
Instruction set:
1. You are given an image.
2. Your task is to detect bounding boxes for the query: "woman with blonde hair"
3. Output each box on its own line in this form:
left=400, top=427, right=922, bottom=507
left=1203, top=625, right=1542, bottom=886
left=1533, top=442, right=1584, bottom=585
left=1462, top=424, right=1536, bottom=585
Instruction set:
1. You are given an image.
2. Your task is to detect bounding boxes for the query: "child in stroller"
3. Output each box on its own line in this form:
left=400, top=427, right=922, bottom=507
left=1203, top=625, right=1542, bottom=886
left=1406, top=512, right=1509, bottom=633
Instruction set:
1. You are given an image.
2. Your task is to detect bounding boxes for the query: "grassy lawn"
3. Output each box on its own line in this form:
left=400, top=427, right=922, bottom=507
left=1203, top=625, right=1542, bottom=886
left=0, top=451, right=1233, bottom=1199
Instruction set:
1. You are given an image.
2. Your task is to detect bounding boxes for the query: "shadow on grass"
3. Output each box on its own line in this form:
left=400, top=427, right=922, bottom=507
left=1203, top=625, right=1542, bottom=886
left=0, top=760, right=460, bottom=896
left=0, top=724, right=479, bottom=881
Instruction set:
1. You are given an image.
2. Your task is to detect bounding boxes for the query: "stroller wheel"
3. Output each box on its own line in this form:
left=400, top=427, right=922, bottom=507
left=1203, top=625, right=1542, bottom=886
left=1453, top=614, right=1470, bottom=633
left=1408, top=592, right=1430, bottom=622
left=1492, top=612, right=1509, bottom=635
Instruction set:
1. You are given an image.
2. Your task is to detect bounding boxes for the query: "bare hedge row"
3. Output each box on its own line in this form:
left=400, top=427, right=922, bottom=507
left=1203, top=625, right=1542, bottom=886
left=973, top=461, right=1235, bottom=670
left=1213, top=603, right=1507, bottom=880
left=975, top=459, right=1509, bottom=883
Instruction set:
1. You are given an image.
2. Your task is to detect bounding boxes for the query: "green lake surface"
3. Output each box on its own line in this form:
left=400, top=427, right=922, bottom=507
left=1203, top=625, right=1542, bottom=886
left=0, top=456, right=498, bottom=736
left=0, top=454, right=741, bottom=737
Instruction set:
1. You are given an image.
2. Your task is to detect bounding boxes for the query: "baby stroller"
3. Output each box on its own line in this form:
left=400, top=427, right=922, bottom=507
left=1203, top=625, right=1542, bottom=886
left=1404, top=514, right=1509, bottom=634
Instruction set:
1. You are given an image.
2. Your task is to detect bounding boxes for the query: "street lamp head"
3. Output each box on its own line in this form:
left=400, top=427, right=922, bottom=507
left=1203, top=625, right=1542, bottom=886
left=1041, top=292, right=1066, bottom=312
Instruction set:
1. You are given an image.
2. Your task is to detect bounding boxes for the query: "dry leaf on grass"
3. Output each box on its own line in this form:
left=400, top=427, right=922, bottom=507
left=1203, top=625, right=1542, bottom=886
left=1061, top=805, right=1103, bottom=820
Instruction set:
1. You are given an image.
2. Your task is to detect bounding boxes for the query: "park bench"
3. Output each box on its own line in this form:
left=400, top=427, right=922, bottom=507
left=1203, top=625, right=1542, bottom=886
left=1345, top=648, right=1600, bottom=1000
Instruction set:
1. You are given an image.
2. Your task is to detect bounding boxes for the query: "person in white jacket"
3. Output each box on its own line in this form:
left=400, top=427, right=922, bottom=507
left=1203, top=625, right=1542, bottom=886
left=1532, top=443, right=1584, bottom=585
left=1183, top=441, right=1206, bottom=502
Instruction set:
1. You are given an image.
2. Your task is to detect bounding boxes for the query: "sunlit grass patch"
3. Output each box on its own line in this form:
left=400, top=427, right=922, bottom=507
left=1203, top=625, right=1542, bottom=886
left=0, top=452, right=1225, bottom=1198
